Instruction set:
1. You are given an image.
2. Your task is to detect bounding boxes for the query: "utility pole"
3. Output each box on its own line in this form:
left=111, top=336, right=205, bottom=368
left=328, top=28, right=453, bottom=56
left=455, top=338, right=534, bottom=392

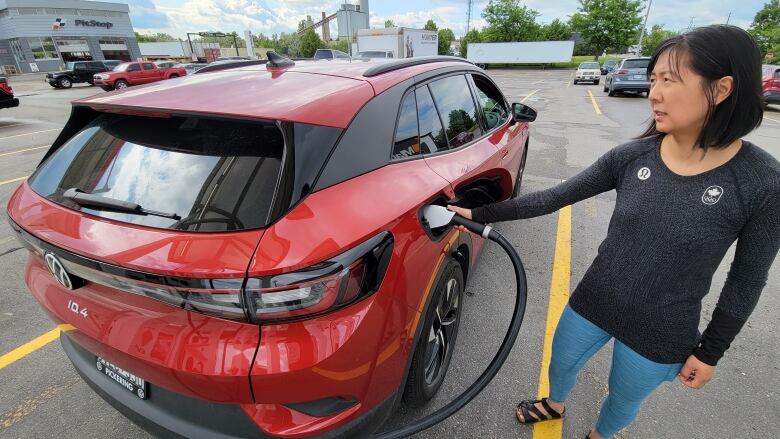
left=636, top=0, right=653, bottom=56
left=688, top=16, right=695, bottom=31
left=466, top=0, right=473, bottom=34
left=726, top=12, right=731, bottom=25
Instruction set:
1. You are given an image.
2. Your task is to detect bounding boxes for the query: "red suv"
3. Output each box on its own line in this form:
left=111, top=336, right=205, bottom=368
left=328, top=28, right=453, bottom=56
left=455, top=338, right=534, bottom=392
left=7, top=57, right=533, bottom=438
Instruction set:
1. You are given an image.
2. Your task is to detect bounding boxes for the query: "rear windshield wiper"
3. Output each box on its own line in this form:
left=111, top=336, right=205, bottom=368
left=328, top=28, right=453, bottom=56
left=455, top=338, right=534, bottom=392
left=63, top=188, right=181, bottom=220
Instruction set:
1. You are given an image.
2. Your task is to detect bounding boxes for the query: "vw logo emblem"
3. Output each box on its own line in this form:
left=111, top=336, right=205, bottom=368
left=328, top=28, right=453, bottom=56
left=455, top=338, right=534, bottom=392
left=44, top=252, right=73, bottom=290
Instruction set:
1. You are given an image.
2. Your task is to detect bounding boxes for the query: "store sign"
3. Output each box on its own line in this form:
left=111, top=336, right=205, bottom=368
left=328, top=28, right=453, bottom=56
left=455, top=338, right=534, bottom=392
left=75, top=19, right=114, bottom=29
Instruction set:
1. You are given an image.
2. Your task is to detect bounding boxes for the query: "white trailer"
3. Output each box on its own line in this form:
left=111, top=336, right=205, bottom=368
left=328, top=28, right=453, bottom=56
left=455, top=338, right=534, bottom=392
left=357, top=27, right=438, bottom=58
left=467, top=41, right=575, bottom=66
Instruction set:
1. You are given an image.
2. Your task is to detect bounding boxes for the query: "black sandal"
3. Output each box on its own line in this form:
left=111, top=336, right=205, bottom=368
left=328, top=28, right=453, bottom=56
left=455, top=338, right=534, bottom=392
left=515, top=397, right=565, bottom=424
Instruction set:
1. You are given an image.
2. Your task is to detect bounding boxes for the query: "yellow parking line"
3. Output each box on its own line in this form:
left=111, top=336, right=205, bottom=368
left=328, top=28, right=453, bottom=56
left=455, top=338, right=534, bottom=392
left=0, top=325, right=75, bottom=371
left=522, top=89, right=540, bottom=103
left=0, top=145, right=48, bottom=158
left=533, top=204, right=571, bottom=439
left=0, top=129, right=59, bottom=140
left=0, top=176, right=27, bottom=186
left=587, top=90, right=602, bottom=115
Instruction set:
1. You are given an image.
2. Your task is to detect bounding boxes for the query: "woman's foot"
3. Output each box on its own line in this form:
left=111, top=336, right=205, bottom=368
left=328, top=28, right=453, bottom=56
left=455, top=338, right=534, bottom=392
left=586, top=430, right=604, bottom=439
left=515, top=397, right=565, bottom=424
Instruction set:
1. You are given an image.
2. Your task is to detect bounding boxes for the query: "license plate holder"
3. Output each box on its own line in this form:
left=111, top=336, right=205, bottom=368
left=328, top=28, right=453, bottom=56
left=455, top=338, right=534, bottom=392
left=96, top=357, right=148, bottom=399
left=632, top=75, right=645, bottom=80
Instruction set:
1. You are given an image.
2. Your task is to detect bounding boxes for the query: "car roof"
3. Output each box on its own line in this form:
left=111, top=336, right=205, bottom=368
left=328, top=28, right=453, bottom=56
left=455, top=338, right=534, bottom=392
left=75, top=59, right=475, bottom=128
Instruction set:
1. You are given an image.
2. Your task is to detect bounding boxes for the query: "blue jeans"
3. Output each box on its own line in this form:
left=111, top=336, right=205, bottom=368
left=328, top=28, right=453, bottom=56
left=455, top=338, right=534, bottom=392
left=549, top=305, right=682, bottom=438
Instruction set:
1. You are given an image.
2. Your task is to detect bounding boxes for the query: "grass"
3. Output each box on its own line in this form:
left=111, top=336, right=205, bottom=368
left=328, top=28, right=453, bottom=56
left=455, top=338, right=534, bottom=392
left=484, top=55, right=624, bottom=69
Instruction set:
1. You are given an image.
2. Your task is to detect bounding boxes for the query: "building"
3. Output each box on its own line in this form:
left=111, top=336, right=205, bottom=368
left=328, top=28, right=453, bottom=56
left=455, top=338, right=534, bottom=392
left=336, top=1, right=369, bottom=40
left=0, top=0, right=141, bottom=74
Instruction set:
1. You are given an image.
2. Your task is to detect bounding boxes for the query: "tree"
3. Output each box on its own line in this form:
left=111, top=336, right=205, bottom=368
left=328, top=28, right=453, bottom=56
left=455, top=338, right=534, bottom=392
left=460, top=29, right=482, bottom=58
left=640, top=24, right=677, bottom=56
left=299, top=29, right=326, bottom=58
left=570, top=0, right=644, bottom=59
left=438, top=28, right=456, bottom=55
left=329, top=39, right=350, bottom=53
left=254, top=33, right=279, bottom=52
left=385, top=19, right=396, bottom=28
left=135, top=32, right=178, bottom=43
left=749, top=0, right=780, bottom=63
left=196, top=31, right=246, bottom=48
left=277, top=32, right=301, bottom=57
left=424, top=19, right=438, bottom=31
left=481, top=0, right=541, bottom=42
left=540, top=18, right=572, bottom=41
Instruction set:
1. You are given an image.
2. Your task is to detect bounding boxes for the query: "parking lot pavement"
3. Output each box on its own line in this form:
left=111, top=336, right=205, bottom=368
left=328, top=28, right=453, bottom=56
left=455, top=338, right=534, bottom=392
left=1, top=69, right=778, bottom=439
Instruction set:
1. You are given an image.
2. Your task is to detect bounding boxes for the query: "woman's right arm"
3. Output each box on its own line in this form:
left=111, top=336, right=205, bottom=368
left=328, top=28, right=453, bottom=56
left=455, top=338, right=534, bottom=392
left=470, top=148, right=619, bottom=223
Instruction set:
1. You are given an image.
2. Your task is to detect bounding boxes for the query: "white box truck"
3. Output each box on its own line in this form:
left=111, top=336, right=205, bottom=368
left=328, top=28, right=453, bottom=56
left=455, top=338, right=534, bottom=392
left=467, top=41, right=575, bottom=67
left=357, top=28, right=438, bottom=58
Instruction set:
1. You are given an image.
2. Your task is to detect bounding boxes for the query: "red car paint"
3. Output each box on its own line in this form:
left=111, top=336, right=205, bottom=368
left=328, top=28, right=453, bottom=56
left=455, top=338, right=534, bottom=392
left=0, top=76, right=19, bottom=109
left=7, top=58, right=531, bottom=437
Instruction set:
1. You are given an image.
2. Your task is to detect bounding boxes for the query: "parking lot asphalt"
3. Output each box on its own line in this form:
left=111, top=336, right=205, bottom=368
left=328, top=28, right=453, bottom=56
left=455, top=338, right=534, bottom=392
left=0, top=69, right=778, bottom=439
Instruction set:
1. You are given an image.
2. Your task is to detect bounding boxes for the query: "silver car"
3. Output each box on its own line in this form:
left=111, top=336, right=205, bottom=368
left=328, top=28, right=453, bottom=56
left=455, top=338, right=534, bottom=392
left=604, top=57, right=651, bottom=96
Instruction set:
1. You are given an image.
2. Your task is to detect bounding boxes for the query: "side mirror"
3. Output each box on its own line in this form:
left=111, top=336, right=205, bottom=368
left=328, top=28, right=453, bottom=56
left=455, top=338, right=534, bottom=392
left=511, top=103, right=537, bottom=123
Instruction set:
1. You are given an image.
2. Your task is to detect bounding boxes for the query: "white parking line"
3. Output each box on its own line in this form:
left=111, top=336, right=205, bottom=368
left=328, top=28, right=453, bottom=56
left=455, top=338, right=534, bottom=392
left=0, top=129, right=59, bottom=140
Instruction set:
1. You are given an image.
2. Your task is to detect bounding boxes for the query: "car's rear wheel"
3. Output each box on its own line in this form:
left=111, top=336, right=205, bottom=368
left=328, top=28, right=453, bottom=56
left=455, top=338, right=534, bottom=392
left=169, top=74, right=179, bottom=78
left=404, top=259, right=464, bottom=407
left=603, top=82, right=609, bottom=92
left=573, top=79, right=578, bottom=84
left=114, top=80, right=129, bottom=89
left=608, top=85, right=616, bottom=97
left=58, top=78, right=72, bottom=89
left=100, top=86, right=113, bottom=91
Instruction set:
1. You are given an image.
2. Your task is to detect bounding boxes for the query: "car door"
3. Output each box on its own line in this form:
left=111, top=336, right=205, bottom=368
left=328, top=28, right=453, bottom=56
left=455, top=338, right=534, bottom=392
left=73, top=63, right=88, bottom=82
left=415, top=73, right=507, bottom=202
left=125, top=63, right=142, bottom=84
left=141, top=62, right=158, bottom=83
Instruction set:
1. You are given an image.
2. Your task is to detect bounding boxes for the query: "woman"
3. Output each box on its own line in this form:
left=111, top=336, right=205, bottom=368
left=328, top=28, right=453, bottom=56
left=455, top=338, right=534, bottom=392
left=449, top=25, right=778, bottom=439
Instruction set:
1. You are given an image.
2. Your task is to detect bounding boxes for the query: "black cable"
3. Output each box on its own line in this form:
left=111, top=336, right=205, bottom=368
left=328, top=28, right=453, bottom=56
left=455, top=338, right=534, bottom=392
left=374, top=222, right=528, bottom=439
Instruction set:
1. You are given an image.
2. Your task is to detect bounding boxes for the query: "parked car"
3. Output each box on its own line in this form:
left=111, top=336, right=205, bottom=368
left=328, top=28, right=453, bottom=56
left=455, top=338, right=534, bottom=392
left=762, top=66, right=780, bottom=107
left=177, top=62, right=207, bottom=75
left=46, top=61, right=114, bottom=89
left=0, top=76, right=19, bottom=109
left=7, top=56, right=535, bottom=438
left=601, top=60, right=618, bottom=75
left=574, top=61, right=601, bottom=84
left=103, top=60, right=122, bottom=70
left=604, top=57, right=651, bottom=96
left=154, top=60, right=179, bottom=69
left=313, top=48, right=351, bottom=60
left=92, top=61, right=186, bottom=91
left=356, top=50, right=395, bottom=59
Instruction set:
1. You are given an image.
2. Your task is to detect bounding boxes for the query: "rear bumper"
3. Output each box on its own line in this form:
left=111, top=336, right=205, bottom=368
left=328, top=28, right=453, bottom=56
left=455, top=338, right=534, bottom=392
left=0, top=96, right=18, bottom=109
left=611, top=80, right=649, bottom=92
left=764, top=90, right=780, bottom=104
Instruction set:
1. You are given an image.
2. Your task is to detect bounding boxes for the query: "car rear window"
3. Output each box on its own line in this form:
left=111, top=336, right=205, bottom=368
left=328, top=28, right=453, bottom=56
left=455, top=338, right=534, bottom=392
left=622, top=59, right=650, bottom=69
left=28, top=114, right=336, bottom=232
left=581, top=62, right=599, bottom=69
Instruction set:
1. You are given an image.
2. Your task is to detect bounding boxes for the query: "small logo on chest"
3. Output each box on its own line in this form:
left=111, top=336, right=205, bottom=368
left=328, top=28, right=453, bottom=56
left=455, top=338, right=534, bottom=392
left=637, top=167, right=651, bottom=180
left=702, top=186, right=724, bottom=205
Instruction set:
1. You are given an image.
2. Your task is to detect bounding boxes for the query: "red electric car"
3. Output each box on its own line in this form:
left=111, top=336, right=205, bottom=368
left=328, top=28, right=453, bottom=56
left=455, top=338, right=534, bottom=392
left=7, top=56, right=534, bottom=438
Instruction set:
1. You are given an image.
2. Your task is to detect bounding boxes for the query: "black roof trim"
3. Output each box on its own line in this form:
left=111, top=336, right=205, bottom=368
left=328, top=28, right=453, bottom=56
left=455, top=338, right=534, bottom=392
left=362, top=56, right=473, bottom=77
left=194, top=59, right=267, bottom=74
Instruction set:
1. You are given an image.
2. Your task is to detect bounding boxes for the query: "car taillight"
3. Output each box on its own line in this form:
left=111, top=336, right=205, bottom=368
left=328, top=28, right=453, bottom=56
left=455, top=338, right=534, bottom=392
left=244, top=232, right=393, bottom=323
left=616, top=69, right=628, bottom=75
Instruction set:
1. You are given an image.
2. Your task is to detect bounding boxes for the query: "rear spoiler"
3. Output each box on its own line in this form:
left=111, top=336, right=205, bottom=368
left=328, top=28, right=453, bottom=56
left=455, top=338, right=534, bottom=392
left=41, top=106, right=99, bottom=165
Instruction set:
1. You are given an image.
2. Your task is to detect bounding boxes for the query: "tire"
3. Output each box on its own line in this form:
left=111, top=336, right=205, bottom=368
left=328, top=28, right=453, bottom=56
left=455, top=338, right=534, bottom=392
left=608, top=85, right=616, bottom=97
left=595, top=80, right=600, bottom=85
left=169, top=74, right=178, bottom=78
left=100, top=86, right=113, bottom=92
left=88, top=81, right=95, bottom=86
left=404, top=259, right=464, bottom=407
left=58, top=78, right=72, bottom=89
left=114, top=80, right=129, bottom=90
left=573, top=79, right=578, bottom=85
left=603, top=82, right=609, bottom=92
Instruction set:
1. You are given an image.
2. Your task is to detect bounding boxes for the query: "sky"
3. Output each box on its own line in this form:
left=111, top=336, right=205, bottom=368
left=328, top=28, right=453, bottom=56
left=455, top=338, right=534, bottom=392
left=109, top=0, right=767, bottom=40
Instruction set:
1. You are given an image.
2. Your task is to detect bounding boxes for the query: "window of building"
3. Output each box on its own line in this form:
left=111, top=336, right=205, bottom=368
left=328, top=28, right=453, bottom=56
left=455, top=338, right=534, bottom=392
left=17, top=8, right=45, bottom=15
left=9, top=39, right=25, bottom=63
left=427, top=75, right=483, bottom=149
left=28, top=37, right=58, bottom=60
left=99, top=38, right=126, bottom=45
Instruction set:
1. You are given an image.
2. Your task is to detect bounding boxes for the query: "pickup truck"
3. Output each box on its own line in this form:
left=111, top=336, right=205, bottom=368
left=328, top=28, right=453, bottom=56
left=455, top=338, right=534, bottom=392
left=0, top=76, right=19, bottom=109
left=93, top=61, right=186, bottom=91
left=46, top=60, right=115, bottom=88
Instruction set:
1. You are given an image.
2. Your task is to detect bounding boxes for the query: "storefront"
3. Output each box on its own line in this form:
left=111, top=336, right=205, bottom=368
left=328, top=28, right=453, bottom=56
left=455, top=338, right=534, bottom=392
left=0, top=0, right=141, bottom=74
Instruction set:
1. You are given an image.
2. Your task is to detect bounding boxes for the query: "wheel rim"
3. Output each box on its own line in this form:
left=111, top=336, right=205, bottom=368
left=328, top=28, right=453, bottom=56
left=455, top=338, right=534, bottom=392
left=116, top=82, right=127, bottom=89
left=61, top=79, right=70, bottom=87
left=423, top=277, right=460, bottom=385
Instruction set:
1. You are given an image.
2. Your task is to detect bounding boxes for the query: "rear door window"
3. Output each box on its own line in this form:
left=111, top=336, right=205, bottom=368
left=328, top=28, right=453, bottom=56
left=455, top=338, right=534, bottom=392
left=142, top=62, right=155, bottom=70
left=29, top=114, right=287, bottom=232
left=427, top=75, right=483, bottom=149
left=392, top=92, right=420, bottom=160
left=415, top=86, right=448, bottom=154
left=127, top=63, right=141, bottom=72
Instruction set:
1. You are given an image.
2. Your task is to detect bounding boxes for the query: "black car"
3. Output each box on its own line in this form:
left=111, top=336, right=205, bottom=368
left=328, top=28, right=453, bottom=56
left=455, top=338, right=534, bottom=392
left=46, top=61, right=114, bottom=89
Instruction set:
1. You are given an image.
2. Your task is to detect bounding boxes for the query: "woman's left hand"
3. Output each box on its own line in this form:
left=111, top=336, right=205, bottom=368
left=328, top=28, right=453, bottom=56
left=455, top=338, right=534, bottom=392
left=678, top=355, right=716, bottom=389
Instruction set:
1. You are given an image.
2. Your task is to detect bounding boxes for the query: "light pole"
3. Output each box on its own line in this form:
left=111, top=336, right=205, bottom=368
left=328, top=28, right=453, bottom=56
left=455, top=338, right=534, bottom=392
left=636, top=0, right=653, bottom=56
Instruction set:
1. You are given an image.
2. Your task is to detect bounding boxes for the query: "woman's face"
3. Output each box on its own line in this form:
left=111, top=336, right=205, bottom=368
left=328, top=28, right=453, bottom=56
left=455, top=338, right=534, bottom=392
left=648, top=51, right=710, bottom=136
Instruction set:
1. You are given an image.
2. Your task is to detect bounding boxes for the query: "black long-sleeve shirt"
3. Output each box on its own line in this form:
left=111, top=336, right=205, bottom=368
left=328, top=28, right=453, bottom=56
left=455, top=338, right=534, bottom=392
left=472, top=135, right=779, bottom=365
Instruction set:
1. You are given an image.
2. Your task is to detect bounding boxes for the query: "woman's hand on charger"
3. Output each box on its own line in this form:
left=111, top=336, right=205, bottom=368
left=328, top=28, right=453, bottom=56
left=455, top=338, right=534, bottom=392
left=447, top=205, right=473, bottom=233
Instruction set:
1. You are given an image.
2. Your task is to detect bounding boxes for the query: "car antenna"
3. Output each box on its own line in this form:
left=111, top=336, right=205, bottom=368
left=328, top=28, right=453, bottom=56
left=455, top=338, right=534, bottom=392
left=267, top=51, right=294, bottom=68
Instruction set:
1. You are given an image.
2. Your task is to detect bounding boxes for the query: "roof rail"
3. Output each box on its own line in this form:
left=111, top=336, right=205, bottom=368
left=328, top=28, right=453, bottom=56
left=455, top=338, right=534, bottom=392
left=362, top=56, right=474, bottom=77
left=194, top=59, right=268, bottom=74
